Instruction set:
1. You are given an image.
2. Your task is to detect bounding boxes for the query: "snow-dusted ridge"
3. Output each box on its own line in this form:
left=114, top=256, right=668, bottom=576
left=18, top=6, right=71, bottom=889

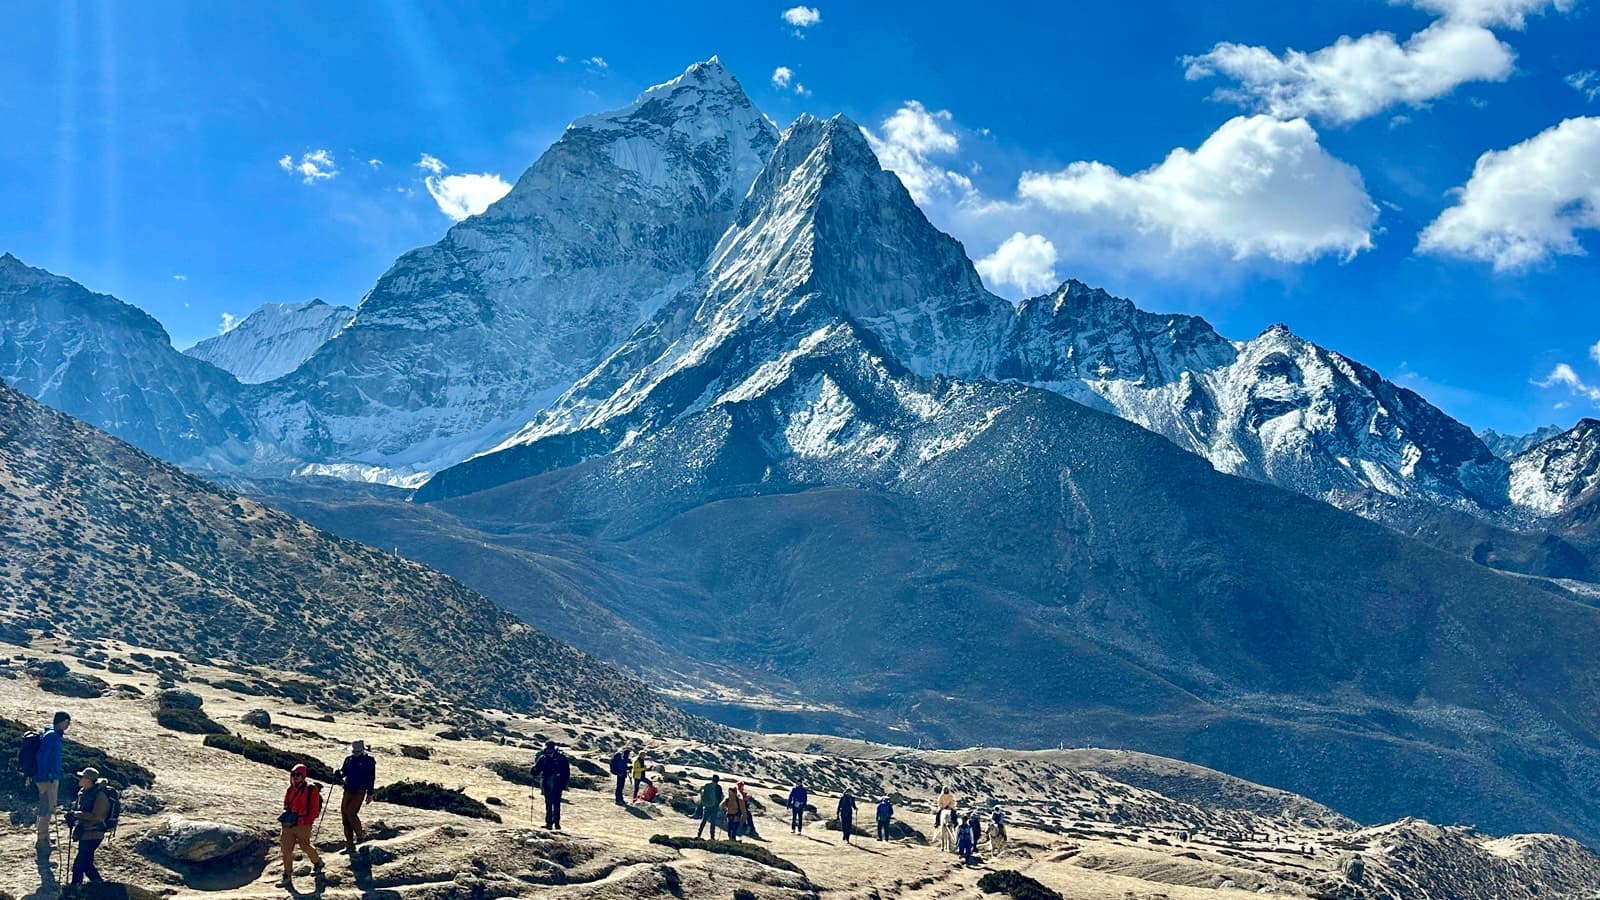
left=184, top=298, right=353, bottom=384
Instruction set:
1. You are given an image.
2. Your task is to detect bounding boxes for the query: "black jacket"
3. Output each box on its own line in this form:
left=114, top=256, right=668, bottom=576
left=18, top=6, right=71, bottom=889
left=532, top=748, right=571, bottom=796
left=338, top=754, right=377, bottom=794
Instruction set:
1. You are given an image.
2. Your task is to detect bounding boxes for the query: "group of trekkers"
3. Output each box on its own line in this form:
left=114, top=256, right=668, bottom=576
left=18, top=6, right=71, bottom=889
left=23, top=707, right=1006, bottom=890
left=22, top=709, right=379, bottom=891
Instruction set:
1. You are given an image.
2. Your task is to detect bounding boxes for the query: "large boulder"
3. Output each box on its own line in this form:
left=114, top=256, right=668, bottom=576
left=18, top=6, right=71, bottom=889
left=156, top=689, right=203, bottom=710
left=239, top=708, right=271, bottom=728
left=139, top=815, right=262, bottom=864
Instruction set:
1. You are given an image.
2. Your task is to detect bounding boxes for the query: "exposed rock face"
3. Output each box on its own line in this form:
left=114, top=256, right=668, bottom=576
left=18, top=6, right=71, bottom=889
left=1509, top=419, right=1600, bottom=516
left=0, top=253, right=257, bottom=468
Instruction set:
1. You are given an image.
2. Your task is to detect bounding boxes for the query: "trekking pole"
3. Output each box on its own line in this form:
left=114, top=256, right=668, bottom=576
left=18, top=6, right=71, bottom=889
left=314, top=783, right=340, bottom=845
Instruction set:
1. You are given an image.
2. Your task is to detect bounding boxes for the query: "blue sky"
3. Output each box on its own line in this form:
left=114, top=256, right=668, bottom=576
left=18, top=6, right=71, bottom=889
left=2, top=1, right=1598, bottom=435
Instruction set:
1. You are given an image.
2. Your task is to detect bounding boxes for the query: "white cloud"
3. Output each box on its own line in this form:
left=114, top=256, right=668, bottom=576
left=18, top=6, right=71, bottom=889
left=425, top=172, right=513, bottom=221
left=172, top=274, right=187, bottom=281
left=1015, top=115, right=1377, bottom=263
left=862, top=101, right=975, bottom=204
left=1589, top=340, right=1600, bottom=365
left=278, top=149, right=338, bottom=184
left=416, top=153, right=446, bottom=175
left=794, top=83, right=812, bottom=97
left=218, top=312, right=238, bottom=334
left=772, top=66, right=794, bottom=89
left=1417, top=116, right=1600, bottom=270
left=782, top=6, right=821, bottom=27
left=1402, top=0, right=1574, bottom=27
left=555, top=54, right=568, bottom=64
left=1570, top=71, right=1600, bottom=102
left=1184, top=21, right=1514, bottom=125
left=1535, top=363, right=1600, bottom=401
left=975, top=232, right=1060, bottom=296
left=587, top=56, right=608, bottom=69
left=367, top=158, right=383, bottom=168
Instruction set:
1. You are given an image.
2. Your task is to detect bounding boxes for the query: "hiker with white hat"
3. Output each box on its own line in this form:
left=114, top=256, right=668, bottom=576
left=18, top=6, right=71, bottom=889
left=335, top=740, right=377, bottom=853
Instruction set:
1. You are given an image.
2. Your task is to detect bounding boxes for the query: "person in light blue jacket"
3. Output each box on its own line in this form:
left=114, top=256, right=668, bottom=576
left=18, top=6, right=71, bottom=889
left=33, top=711, right=71, bottom=850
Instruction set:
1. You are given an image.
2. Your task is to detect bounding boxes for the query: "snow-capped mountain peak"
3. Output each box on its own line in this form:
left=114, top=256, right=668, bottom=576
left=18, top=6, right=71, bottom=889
left=1509, top=419, right=1600, bottom=515
left=184, top=298, right=353, bottom=384
left=249, top=59, right=780, bottom=483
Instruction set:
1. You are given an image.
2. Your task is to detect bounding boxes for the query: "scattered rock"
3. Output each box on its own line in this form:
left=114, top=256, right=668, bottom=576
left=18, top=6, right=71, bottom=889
left=119, top=786, right=165, bottom=816
left=26, top=659, right=69, bottom=678
left=139, top=815, right=264, bottom=864
left=38, top=672, right=110, bottom=698
left=156, top=689, right=203, bottom=709
left=240, top=708, right=271, bottom=728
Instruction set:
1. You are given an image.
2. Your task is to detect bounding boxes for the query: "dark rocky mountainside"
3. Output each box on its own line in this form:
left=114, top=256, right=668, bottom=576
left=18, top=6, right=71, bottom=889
left=0, top=381, right=709, bottom=737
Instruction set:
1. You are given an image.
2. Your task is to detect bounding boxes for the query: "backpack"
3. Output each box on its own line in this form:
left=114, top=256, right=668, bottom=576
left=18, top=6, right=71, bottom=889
left=101, top=784, right=122, bottom=835
left=17, top=729, right=42, bottom=779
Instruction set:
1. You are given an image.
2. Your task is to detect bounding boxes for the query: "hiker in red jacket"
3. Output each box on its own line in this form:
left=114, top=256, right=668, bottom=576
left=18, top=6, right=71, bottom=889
left=278, top=764, right=324, bottom=888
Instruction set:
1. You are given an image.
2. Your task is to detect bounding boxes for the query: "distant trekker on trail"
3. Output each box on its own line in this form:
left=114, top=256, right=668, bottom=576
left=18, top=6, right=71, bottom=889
left=936, top=785, right=955, bottom=828
left=278, top=763, right=325, bottom=888
left=630, top=750, right=647, bottom=798
left=721, top=780, right=748, bottom=841
left=836, top=790, right=858, bottom=843
left=609, top=748, right=630, bottom=806
left=335, top=740, right=377, bottom=852
left=531, top=741, right=571, bottom=830
left=66, top=766, right=112, bottom=885
left=787, top=780, right=809, bottom=834
left=875, top=795, right=894, bottom=841
left=696, top=774, right=725, bottom=840
left=957, top=812, right=976, bottom=864
left=28, top=710, right=70, bottom=851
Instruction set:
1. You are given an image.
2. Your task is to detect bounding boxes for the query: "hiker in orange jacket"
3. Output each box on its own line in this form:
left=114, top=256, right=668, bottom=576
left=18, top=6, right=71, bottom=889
left=278, top=764, right=324, bottom=888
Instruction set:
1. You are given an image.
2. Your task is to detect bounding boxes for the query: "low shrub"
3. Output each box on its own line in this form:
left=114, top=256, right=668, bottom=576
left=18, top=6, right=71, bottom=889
left=400, top=745, right=431, bottom=760
left=977, top=871, right=1062, bottom=900
left=486, top=761, right=533, bottom=787
left=648, top=835, right=804, bottom=875
left=373, top=780, right=501, bottom=822
left=155, top=706, right=227, bottom=735
left=201, top=733, right=337, bottom=783
left=37, top=674, right=108, bottom=699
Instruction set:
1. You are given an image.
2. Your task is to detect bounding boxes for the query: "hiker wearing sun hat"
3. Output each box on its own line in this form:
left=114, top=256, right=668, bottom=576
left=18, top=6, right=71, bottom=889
left=336, top=740, right=377, bottom=853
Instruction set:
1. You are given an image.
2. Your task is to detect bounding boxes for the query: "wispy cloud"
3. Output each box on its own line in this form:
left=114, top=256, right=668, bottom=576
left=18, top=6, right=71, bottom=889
left=586, top=56, right=608, bottom=69
left=555, top=54, right=568, bottom=64
left=1535, top=362, right=1600, bottom=402
left=172, top=274, right=187, bottom=281
left=367, top=158, right=383, bottom=169
left=1570, top=70, right=1600, bottom=102
left=772, top=66, right=794, bottom=89
left=218, top=312, right=238, bottom=334
left=861, top=101, right=974, bottom=204
left=416, top=153, right=446, bottom=175
left=278, top=149, right=338, bottom=184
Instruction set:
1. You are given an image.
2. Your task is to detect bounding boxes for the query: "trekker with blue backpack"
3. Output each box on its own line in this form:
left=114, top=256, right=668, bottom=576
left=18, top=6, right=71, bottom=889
left=22, top=710, right=71, bottom=851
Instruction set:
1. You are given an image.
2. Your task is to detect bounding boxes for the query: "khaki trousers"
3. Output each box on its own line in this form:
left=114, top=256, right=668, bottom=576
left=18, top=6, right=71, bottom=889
left=35, top=780, right=58, bottom=846
left=280, top=823, right=321, bottom=872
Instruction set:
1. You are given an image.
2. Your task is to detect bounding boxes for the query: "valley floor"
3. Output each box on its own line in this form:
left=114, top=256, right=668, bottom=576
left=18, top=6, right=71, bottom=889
left=2, top=638, right=1595, bottom=899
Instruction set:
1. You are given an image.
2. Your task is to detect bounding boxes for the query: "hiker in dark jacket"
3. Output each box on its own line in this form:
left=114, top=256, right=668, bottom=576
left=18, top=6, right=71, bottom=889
left=279, top=764, right=324, bottom=888
left=695, top=775, right=724, bottom=840
left=32, top=711, right=70, bottom=851
left=531, top=741, right=571, bottom=830
left=609, top=748, right=630, bottom=806
left=875, top=796, right=894, bottom=841
left=787, top=781, right=808, bottom=834
left=336, top=740, right=377, bottom=852
left=837, top=790, right=858, bottom=843
left=65, top=767, right=110, bottom=885
left=957, top=815, right=976, bottom=864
